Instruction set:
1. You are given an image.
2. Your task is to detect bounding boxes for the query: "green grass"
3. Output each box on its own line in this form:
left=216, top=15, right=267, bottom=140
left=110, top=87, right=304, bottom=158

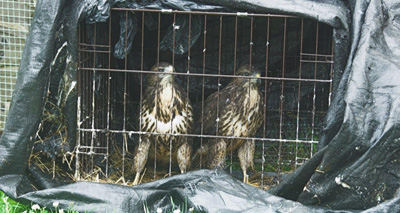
left=144, top=197, right=199, bottom=213
left=0, top=190, right=78, bottom=213
left=0, top=190, right=26, bottom=213
left=2, top=190, right=200, bottom=213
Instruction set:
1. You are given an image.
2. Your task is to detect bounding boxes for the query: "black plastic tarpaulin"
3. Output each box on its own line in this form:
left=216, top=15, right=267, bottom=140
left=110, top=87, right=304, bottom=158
left=270, top=0, right=400, bottom=210
left=0, top=0, right=400, bottom=212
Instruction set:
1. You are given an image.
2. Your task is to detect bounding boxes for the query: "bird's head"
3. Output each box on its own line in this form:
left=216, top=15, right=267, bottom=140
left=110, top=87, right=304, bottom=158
left=149, top=62, right=175, bottom=83
left=236, top=64, right=261, bottom=86
left=152, top=62, right=174, bottom=73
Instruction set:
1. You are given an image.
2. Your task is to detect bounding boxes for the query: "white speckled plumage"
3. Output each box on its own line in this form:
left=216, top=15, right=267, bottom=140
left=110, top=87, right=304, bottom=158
left=133, top=63, right=193, bottom=185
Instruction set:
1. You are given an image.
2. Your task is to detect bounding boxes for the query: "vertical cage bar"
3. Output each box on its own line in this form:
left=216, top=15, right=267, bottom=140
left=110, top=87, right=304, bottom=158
left=234, top=16, right=238, bottom=75
left=295, top=18, right=304, bottom=168
left=138, top=20, right=144, bottom=176
left=215, top=15, right=223, bottom=136
left=154, top=11, right=161, bottom=181
left=244, top=16, right=254, bottom=183
left=141, top=12, right=145, bottom=70
left=168, top=12, right=178, bottom=177
left=105, top=13, right=112, bottom=179
left=187, top=13, right=192, bottom=92
left=311, top=21, right=319, bottom=157
left=75, top=22, right=82, bottom=181
left=277, top=17, right=287, bottom=183
left=86, top=24, right=92, bottom=176
left=249, top=16, right=254, bottom=68
left=140, top=11, right=146, bottom=182
left=172, top=13, right=176, bottom=66
left=84, top=24, right=89, bottom=177
left=121, top=10, right=129, bottom=182
left=90, top=23, right=98, bottom=176
left=187, top=13, right=192, bottom=91
left=200, top=14, right=208, bottom=169
left=230, top=16, right=239, bottom=174
left=157, top=13, right=161, bottom=66
left=124, top=12, right=129, bottom=70
left=329, top=36, right=335, bottom=106
left=186, top=14, right=192, bottom=151
left=238, top=18, right=243, bottom=66
left=261, top=16, right=270, bottom=189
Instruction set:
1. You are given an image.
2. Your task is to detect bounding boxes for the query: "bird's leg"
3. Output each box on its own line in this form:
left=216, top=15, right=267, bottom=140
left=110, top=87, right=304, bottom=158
left=238, top=144, right=248, bottom=184
left=243, top=170, right=249, bottom=184
left=238, top=140, right=255, bottom=184
left=132, top=136, right=151, bottom=185
left=177, top=141, right=192, bottom=173
left=208, top=139, right=227, bottom=169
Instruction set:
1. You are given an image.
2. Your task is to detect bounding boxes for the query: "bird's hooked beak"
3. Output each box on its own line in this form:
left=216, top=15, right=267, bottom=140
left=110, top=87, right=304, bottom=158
left=164, top=65, right=174, bottom=73
left=251, top=73, right=261, bottom=85
left=160, top=65, right=174, bottom=82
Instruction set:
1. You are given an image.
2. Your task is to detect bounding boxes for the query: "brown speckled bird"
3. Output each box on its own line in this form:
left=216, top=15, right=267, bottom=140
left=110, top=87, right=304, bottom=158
left=132, top=62, right=193, bottom=185
left=197, top=64, right=264, bottom=183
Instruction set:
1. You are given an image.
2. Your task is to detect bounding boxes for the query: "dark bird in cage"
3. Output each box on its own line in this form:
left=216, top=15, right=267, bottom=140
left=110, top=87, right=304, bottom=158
left=132, top=62, right=193, bottom=185
left=195, top=64, right=264, bottom=183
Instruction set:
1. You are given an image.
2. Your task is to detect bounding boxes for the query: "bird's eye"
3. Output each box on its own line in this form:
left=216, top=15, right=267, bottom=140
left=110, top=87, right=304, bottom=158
left=243, top=72, right=249, bottom=76
left=158, top=68, right=163, bottom=72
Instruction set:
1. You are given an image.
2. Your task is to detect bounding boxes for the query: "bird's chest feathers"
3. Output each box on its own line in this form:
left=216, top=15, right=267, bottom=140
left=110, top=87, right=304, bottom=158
left=146, top=111, right=187, bottom=134
left=243, top=88, right=260, bottom=109
left=159, top=83, right=174, bottom=107
left=221, top=88, right=261, bottom=137
left=142, top=83, right=188, bottom=134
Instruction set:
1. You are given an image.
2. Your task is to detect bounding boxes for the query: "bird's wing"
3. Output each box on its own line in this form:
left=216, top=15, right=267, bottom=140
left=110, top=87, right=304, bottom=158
left=201, top=83, right=236, bottom=136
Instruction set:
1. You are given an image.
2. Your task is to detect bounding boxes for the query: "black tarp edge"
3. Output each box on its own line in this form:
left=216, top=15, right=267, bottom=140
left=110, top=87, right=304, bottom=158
left=0, top=0, right=66, bottom=198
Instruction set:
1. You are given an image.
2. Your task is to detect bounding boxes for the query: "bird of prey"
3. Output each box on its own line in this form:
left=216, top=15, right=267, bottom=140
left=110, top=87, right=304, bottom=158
left=132, top=62, right=193, bottom=185
left=197, top=64, right=264, bottom=183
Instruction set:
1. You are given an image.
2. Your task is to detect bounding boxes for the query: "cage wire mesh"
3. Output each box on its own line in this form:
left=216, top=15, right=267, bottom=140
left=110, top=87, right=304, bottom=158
left=77, top=8, right=334, bottom=188
left=0, top=0, right=36, bottom=132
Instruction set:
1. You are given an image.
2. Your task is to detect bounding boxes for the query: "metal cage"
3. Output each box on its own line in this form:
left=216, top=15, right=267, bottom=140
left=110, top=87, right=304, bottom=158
left=0, top=0, right=36, bottom=132
left=77, top=8, right=334, bottom=187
